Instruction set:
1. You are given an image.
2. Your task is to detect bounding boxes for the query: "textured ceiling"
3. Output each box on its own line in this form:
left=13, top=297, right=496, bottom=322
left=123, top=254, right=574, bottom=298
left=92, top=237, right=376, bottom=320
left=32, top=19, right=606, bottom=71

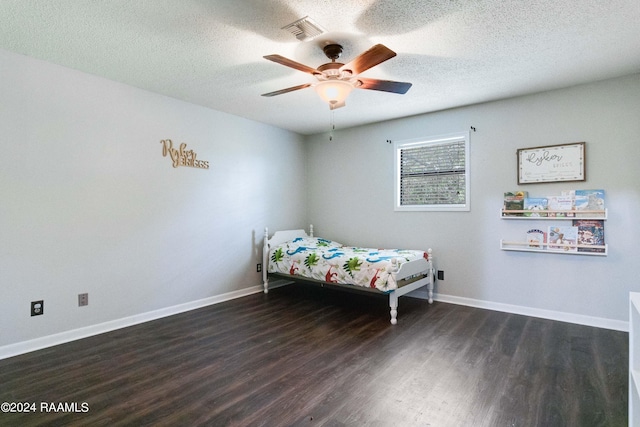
left=1, top=0, right=639, bottom=135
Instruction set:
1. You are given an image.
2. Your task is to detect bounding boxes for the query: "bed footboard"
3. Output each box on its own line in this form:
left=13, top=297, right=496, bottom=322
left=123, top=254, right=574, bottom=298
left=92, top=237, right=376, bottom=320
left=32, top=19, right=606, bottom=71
left=388, top=254, right=434, bottom=324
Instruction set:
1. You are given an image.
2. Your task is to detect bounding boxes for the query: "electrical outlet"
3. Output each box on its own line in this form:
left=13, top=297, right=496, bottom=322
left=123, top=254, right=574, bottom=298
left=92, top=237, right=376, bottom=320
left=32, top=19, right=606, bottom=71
left=437, top=270, right=444, bottom=280
left=257, top=263, right=262, bottom=273
left=31, top=300, right=44, bottom=316
left=78, top=293, right=88, bottom=307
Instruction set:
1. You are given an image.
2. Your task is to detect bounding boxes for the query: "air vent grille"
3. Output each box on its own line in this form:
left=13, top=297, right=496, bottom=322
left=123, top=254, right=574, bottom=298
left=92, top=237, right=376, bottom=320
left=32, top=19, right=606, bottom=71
left=281, top=16, right=326, bottom=41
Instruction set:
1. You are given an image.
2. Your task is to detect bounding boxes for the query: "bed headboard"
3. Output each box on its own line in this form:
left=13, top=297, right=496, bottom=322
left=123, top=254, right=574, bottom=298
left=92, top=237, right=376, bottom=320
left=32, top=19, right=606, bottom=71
left=262, top=225, right=314, bottom=289
left=264, top=225, right=313, bottom=248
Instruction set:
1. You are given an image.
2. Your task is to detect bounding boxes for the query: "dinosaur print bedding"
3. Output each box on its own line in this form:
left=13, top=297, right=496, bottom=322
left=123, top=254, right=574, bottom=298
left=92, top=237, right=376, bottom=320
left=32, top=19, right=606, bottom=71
left=267, top=236, right=429, bottom=292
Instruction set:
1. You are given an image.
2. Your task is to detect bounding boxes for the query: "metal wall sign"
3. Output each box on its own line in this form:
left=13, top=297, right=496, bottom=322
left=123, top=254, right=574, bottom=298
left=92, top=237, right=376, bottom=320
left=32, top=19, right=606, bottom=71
left=160, top=139, right=210, bottom=169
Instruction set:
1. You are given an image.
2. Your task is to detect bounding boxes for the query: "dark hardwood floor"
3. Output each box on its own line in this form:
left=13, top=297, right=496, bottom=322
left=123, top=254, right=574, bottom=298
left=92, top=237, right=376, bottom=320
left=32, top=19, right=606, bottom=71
left=0, top=284, right=628, bottom=426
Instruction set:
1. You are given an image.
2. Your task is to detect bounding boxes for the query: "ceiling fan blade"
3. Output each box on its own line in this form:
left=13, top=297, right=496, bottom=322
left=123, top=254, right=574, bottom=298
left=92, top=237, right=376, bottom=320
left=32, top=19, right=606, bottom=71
left=263, top=54, right=320, bottom=75
left=357, top=78, right=412, bottom=94
left=340, top=44, right=396, bottom=75
left=261, top=83, right=312, bottom=97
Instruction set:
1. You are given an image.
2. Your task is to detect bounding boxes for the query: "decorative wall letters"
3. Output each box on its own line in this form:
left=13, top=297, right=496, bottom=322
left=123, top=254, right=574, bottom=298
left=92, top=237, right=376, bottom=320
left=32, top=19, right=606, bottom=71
left=160, top=139, right=210, bottom=169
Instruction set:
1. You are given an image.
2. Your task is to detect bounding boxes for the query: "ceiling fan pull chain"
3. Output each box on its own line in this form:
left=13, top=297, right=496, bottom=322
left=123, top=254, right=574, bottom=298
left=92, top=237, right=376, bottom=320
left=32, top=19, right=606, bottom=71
left=329, top=110, right=335, bottom=142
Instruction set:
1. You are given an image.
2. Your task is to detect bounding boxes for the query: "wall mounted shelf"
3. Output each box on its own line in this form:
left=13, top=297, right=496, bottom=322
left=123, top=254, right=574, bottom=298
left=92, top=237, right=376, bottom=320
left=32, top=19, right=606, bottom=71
left=499, top=208, right=607, bottom=256
left=500, top=209, right=607, bottom=220
left=500, top=240, right=608, bottom=256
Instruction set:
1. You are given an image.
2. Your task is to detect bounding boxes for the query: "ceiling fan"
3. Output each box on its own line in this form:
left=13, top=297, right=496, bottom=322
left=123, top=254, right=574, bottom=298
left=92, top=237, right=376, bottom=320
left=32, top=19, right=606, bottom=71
left=261, top=43, right=412, bottom=110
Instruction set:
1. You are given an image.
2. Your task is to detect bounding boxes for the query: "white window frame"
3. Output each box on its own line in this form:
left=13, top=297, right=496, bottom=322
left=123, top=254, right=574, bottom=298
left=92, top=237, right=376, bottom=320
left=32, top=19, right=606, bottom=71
left=394, top=131, right=470, bottom=212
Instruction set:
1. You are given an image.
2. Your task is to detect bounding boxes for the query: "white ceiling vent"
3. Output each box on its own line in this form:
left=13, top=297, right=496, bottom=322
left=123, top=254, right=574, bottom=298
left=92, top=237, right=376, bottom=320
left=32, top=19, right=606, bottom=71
left=281, top=16, right=327, bottom=41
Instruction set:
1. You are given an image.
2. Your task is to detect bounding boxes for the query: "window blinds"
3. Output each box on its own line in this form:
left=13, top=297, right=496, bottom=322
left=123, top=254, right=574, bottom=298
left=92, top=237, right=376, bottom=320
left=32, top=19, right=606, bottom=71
left=399, top=140, right=466, bottom=206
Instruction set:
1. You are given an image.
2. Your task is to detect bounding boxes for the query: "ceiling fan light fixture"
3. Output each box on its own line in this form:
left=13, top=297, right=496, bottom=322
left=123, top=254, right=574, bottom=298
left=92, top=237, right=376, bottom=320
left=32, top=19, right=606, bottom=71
left=314, top=80, right=354, bottom=107
left=261, top=43, right=411, bottom=107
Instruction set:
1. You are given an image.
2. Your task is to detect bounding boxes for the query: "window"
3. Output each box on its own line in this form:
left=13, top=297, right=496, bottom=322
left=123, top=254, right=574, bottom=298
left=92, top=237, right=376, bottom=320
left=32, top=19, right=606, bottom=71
left=394, top=131, right=470, bottom=211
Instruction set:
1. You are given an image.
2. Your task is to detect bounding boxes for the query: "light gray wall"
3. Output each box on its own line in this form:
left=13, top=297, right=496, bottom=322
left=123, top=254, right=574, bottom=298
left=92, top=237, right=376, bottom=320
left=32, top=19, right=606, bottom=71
left=0, top=49, right=307, bottom=347
left=305, top=74, right=640, bottom=326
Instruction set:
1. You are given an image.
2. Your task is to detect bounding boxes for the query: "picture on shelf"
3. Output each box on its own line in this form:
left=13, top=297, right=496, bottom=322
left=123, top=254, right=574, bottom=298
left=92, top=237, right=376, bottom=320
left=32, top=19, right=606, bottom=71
left=526, top=229, right=547, bottom=248
left=573, top=219, right=605, bottom=253
left=503, top=191, right=527, bottom=216
left=548, top=226, right=578, bottom=252
left=523, top=198, right=548, bottom=217
left=575, top=189, right=605, bottom=217
left=547, top=195, right=575, bottom=217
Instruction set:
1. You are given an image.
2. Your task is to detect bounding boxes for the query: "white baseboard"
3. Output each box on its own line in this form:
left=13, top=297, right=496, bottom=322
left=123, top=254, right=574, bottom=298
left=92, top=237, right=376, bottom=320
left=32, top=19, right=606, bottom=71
left=0, top=285, right=263, bottom=360
left=409, top=290, right=628, bottom=332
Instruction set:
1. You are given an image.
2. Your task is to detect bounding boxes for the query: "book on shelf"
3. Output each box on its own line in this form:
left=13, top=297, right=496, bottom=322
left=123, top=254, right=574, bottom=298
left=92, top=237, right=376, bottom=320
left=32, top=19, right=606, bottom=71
left=573, top=219, right=606, bottom=253
left=526, top=229, right=547, bottom=248
left=575, top=189, right=605, bottom=217
left=548, top=226, right=578, bottom=252
left=523, top=198, right=548, bottom=217
left=503, top=191, right=527, bottom=216
left=547, top=195, right=575, bottom=217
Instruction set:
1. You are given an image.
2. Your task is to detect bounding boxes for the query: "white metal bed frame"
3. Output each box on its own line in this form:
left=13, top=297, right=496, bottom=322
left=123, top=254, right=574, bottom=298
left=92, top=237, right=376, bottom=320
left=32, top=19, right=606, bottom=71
left=262, top=225, right=434, bottom=324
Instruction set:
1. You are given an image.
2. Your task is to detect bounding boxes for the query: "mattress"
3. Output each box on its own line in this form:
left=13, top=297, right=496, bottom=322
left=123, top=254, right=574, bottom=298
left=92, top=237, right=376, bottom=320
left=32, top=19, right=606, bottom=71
left=267, top=236, right=429, bottom=292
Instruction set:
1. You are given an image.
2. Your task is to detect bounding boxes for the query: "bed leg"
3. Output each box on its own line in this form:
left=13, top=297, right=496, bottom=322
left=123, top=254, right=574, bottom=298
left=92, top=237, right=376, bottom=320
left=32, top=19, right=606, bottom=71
left=428, top=248, right=434, bottom=304
left=389, top=293, right=398, bottom=325
left=428, top=274, right=434, bottom=304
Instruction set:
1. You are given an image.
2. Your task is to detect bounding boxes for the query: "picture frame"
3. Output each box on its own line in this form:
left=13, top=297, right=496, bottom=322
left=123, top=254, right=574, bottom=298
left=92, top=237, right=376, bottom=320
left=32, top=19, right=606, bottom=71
left=517, top=142, right=585, bottom=184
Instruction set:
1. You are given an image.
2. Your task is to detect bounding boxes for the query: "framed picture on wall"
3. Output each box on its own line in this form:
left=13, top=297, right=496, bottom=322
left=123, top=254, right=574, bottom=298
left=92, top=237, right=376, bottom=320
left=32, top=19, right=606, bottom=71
left=517, top=142, right=585, bottom=184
